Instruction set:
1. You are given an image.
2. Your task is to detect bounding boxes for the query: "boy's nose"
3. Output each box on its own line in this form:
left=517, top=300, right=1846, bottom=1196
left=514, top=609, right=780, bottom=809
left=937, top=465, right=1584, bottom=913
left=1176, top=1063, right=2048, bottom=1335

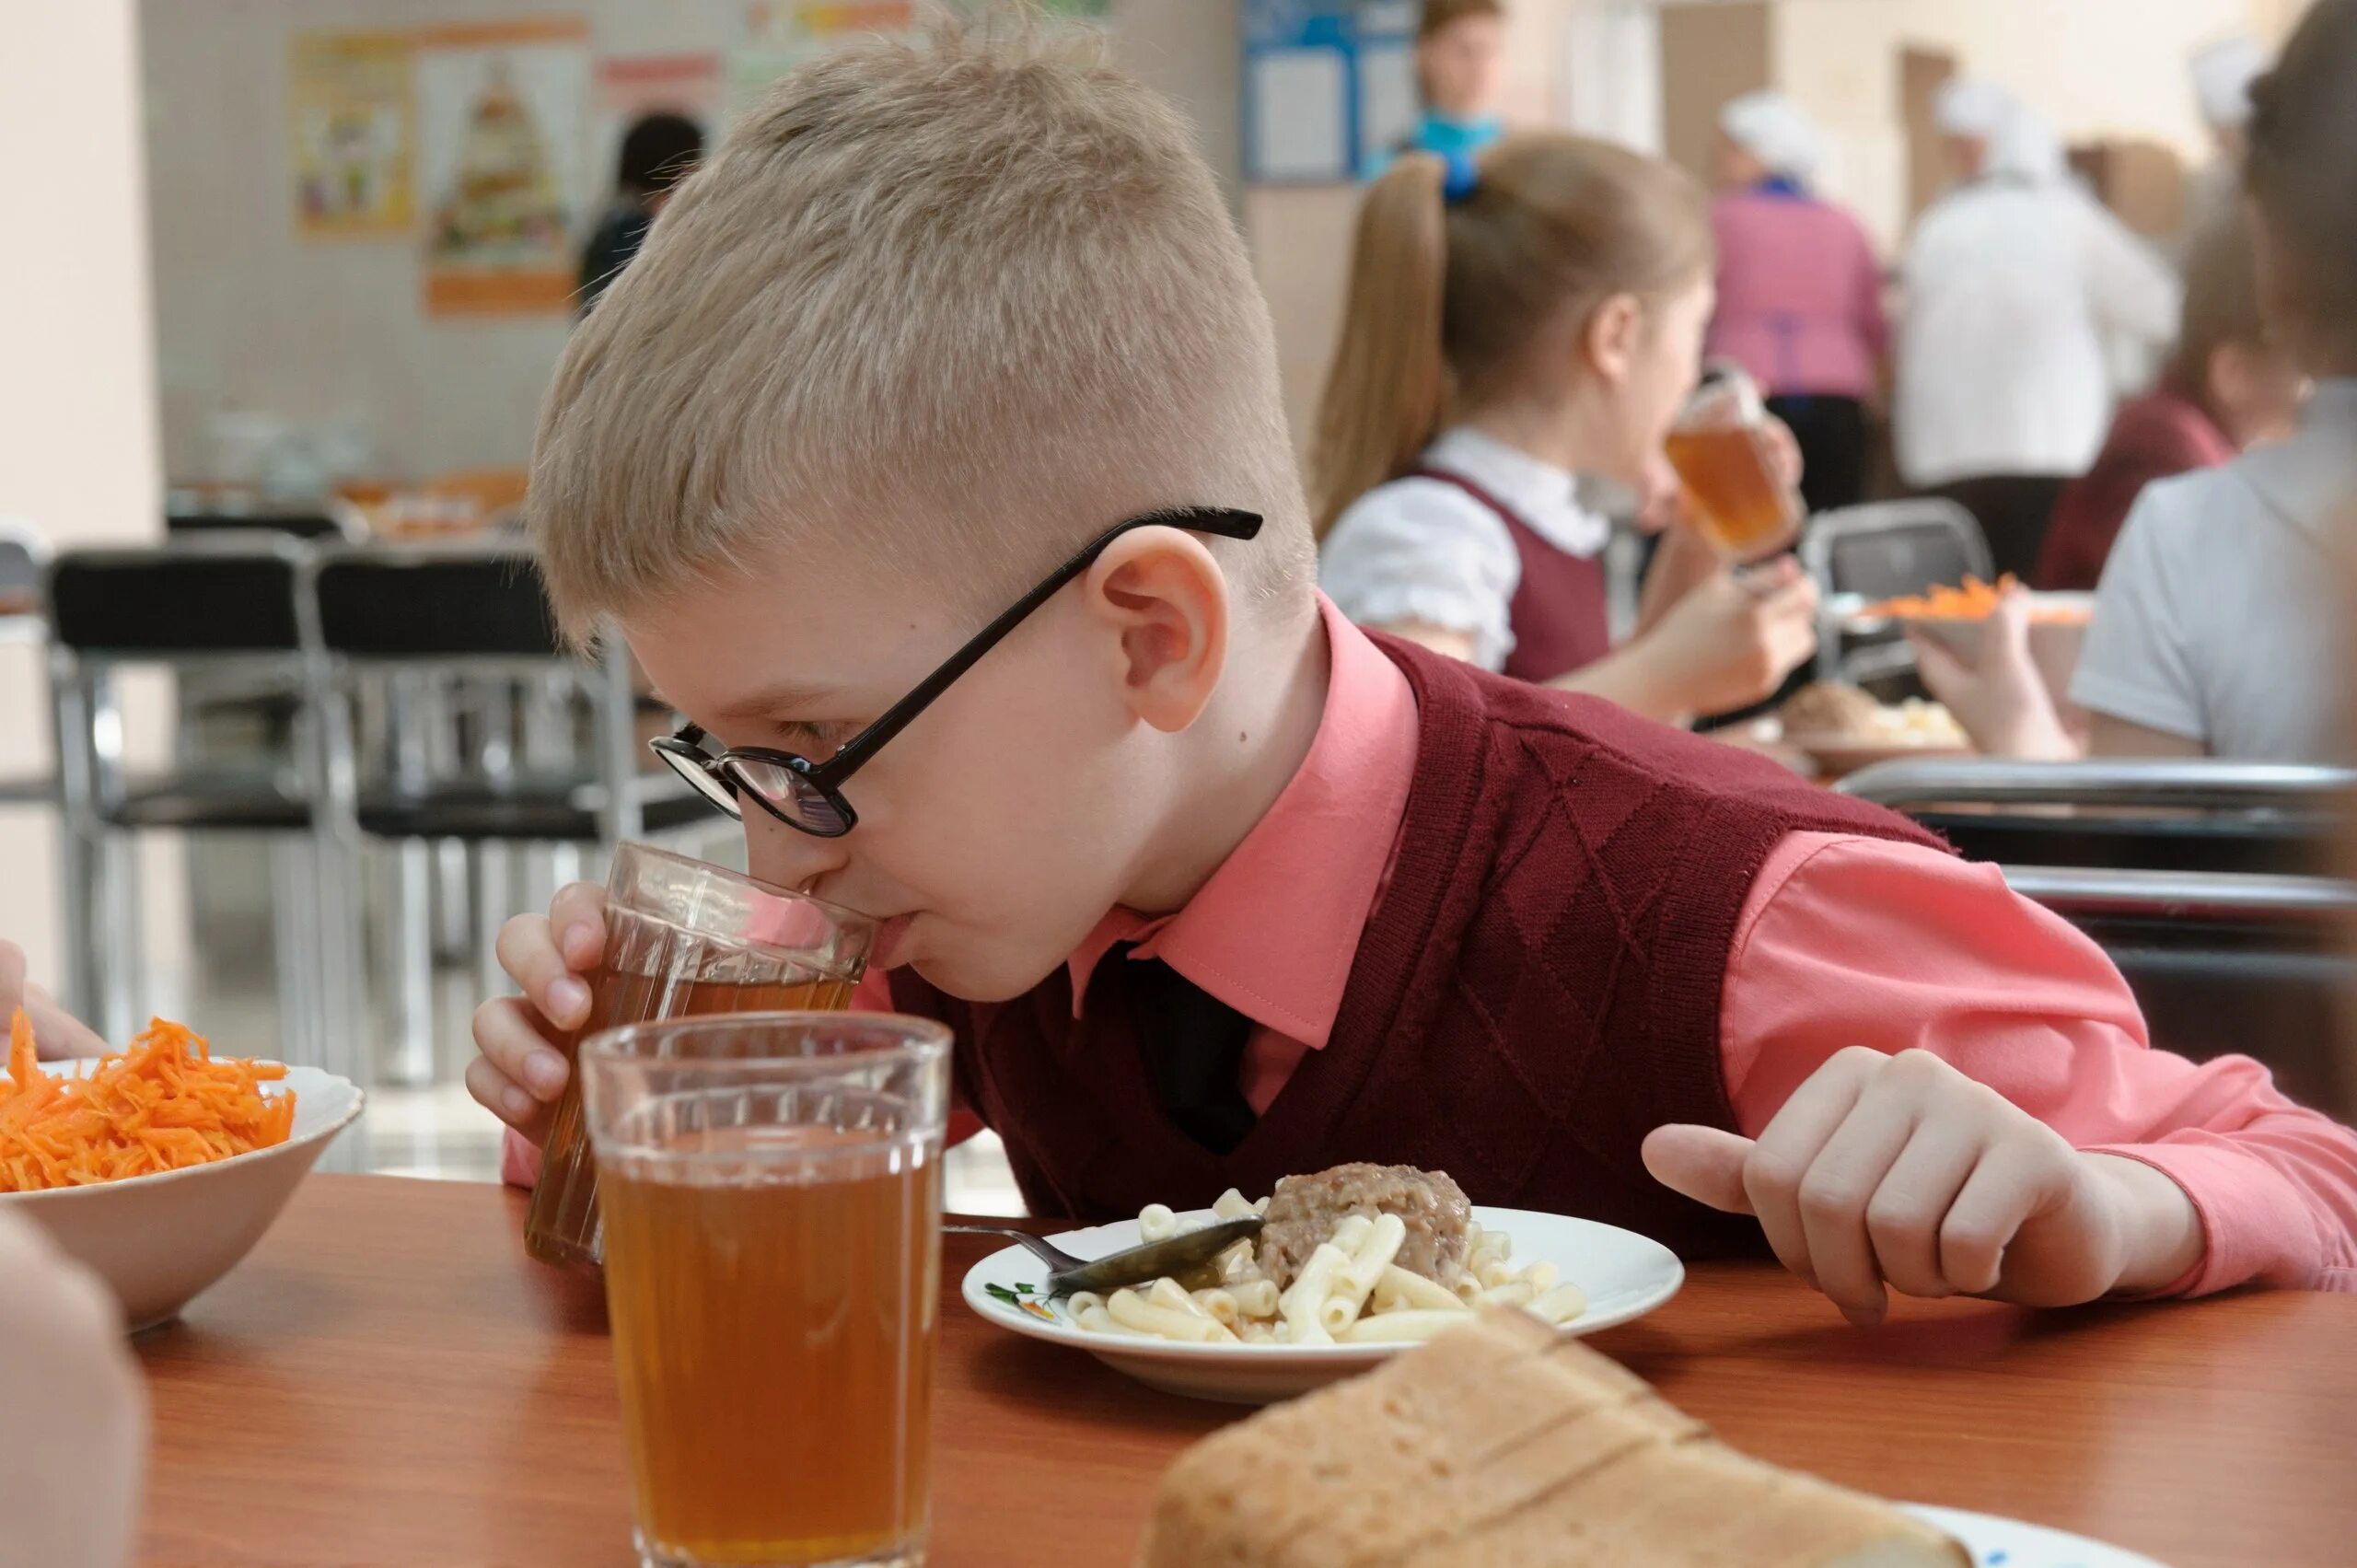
left=742, top=812, right=852, bottom=898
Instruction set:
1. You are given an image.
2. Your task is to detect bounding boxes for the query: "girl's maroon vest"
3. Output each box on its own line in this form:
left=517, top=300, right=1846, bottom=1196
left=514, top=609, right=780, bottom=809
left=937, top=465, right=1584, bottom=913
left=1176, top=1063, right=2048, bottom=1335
left=889, top=637, right=1945, bottom=1259
left=1408, top=466, right=1611, bottom=682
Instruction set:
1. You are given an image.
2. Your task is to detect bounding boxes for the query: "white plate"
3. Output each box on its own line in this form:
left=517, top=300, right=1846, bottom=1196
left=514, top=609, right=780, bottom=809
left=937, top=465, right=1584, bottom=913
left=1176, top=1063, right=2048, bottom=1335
left=1900, top=1504, right=2170, bottom=1567
left=959, top=1206, right=1683, bottom=1405
left=2, top=1061, right=364, bottom=1331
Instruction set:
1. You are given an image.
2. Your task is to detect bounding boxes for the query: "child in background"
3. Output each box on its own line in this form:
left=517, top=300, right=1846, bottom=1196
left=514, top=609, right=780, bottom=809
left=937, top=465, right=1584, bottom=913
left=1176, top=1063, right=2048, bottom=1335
left=1314, top=136, right=1819, bottom=725
left=1371, top=0, right=1509, bottom=176
left=1922, top=1, right=2357, bottom=763
left=474, top=15, right=2356, bottom=1323
left=2036, top=214, right=2306, bottom=593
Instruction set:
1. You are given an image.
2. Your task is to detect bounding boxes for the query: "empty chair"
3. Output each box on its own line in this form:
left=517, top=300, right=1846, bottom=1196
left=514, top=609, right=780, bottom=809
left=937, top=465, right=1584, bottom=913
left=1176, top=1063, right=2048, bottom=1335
left=0, top=517, right=53, bottom=804
left=167, top=508, right=354, bottom=542
left=302, top=544, right=718, bottom=1084
left=1803, top=499, right=1993, bottom=688
left=1841, top=758, right=2357, bottom=1114
left=2001, top=865, right=2357, bottom=1120
left=1840, top=758, right=2352, bottom=877
left=0, top=515, right=48, bottom=605
left=45, top=536, right=338, bottom=1063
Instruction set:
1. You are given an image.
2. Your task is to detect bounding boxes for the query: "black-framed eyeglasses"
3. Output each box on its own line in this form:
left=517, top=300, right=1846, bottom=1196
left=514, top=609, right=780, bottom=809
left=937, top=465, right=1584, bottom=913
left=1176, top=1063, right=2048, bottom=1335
left=649, top=506, right=1264, bottom=838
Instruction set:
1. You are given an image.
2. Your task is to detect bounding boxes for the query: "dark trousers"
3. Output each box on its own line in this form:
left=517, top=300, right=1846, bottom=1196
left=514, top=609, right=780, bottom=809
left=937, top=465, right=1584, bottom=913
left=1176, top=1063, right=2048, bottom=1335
left=1923, top=474, right=2070, bottom=583
left=1767, top=394, right=1869, bottom=516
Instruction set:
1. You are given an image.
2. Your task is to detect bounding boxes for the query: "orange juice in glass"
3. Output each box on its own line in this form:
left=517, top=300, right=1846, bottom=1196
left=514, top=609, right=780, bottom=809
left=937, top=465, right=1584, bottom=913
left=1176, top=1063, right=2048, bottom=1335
left=522, top=842, right=874, bottom=1269
left=582, top=1012, right=951, bottom=1568
left=1664, top=367, right=1804, bottom=561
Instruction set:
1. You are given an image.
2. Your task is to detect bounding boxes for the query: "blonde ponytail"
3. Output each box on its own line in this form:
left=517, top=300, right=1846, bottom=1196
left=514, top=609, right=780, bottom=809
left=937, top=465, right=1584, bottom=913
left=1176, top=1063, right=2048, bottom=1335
left=1311, top=155, right=1452, bottom=539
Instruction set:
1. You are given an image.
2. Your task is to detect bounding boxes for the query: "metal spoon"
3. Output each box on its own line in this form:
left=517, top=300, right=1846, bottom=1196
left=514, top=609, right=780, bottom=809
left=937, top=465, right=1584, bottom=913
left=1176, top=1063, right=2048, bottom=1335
left=946, top=1217, right=1263, bottom=1297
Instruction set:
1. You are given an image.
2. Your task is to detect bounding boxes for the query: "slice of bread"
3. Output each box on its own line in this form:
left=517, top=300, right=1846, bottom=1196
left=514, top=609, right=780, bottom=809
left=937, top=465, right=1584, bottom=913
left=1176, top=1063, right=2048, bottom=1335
left=1136, top=1312, right=1968, bottom=1568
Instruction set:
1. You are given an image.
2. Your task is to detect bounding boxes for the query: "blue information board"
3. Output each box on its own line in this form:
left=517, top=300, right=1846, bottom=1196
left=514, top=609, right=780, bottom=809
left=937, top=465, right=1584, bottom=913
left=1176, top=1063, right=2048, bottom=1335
left=1243, top=1, right=1419, bottom=184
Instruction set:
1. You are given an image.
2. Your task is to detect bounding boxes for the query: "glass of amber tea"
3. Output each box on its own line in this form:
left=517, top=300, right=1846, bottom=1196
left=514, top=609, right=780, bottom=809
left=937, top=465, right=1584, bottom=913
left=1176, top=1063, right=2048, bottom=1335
left=581, top=1012, right=952, bottom=1568
left=522, top=842, right=875, bottom=1270
left=1662, top=366, right=1804, bottom=561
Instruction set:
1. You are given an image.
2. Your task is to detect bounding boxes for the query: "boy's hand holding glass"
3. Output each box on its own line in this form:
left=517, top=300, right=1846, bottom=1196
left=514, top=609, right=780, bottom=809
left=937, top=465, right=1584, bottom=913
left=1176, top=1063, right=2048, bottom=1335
left=467, top=882, right=611, bottom=1144
left=1643, top=1046, right=2205, bottom=1322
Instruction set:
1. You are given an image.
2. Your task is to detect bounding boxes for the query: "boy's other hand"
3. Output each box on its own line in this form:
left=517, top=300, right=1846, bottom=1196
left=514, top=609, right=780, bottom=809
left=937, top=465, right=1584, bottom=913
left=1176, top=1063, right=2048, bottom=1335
left=1642, top=1047, right=2205, bottom=1321
left=0, top=1212, right=146, bottom=1568
left=0, top=939, right=109, bottom=1060
left=465, top=883, right=608, bottom=1148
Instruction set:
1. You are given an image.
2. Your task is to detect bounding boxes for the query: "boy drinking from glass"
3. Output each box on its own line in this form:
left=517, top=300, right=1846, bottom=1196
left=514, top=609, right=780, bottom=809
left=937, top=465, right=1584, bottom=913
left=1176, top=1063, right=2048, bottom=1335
left=474, top=15, right=2357, bottom=1321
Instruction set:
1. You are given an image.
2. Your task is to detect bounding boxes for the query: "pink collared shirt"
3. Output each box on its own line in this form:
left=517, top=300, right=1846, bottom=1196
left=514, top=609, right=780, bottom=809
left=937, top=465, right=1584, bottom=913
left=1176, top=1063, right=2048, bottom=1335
left=506, top=601, right=2357, bottom=1295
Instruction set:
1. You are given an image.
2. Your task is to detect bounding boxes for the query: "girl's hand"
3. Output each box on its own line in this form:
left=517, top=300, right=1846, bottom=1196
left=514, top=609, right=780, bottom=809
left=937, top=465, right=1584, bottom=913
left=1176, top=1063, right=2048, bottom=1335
left=0, top=1212, right=146, bottom=1568
left=1634, top=558, right=1819, bottom=717
left=1909, top=589, right=2080, bottom=760
left=465, top=883, right=609, bottom=1147
left=0, top=939, right=109, bottom=1060
left=1643, top=1047, right=2205, bottom=1321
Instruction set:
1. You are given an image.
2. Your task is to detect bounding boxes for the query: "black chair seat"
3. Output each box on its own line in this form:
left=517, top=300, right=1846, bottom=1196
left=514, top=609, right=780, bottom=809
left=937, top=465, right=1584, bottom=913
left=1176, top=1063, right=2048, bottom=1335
left=2064, top=912, right=2357, bottom=1119
left=354, top=786, right=714, bottom=843
left=105, top=784, right=312, bottom=832
left=1918, top=809, right=2332, bottom=877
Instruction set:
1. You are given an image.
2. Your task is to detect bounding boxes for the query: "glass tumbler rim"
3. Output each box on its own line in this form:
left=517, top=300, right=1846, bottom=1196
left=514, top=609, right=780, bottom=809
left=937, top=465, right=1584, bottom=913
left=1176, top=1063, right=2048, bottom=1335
left=607, top=839, right=878, bottom=935
left=579, top=1008, right=953, bottom=1071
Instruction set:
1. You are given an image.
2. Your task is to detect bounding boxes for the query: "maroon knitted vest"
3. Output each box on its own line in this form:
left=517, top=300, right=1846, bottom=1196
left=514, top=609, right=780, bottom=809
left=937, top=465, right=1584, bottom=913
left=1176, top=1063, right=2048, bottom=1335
left=890, top=637, right=1946, bottom=1259
left=1409, top=467, right=1611, bottom=683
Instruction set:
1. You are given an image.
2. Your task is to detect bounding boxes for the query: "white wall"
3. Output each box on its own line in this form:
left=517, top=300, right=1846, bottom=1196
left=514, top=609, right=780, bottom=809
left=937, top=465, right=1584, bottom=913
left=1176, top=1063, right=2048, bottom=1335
left=0, top=0, right=166, bottom=989
left=1771, top=0, right=2285, bottom=252
left=138, top=0, right=1245, bottom=486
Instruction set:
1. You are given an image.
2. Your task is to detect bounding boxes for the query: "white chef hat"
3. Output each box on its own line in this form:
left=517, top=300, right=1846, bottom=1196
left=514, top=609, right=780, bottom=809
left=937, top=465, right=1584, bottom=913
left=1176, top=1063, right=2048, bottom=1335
left=2190, top=35, right=2270, bottom=131
left=1719, top=90, right=1826, bottom=182
left=1933, top=77, right=2016, bottom=141
left=1985, top=100, right=2068, bottom=183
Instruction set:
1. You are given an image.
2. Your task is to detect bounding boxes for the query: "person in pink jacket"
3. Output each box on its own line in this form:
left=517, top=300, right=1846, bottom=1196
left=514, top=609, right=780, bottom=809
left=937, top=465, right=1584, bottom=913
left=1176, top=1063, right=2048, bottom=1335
left=1707, top=90, right=1890, bottom=513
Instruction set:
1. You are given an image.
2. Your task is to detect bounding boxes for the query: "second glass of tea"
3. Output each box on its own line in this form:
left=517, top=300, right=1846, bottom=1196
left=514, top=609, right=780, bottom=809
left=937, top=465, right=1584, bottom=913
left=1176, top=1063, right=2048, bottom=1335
left=583, top=1011, right=951, bottom=1568
left=522, top=842, right=875, bottom=1268
left=1663, top=366, right=1805, bottom=561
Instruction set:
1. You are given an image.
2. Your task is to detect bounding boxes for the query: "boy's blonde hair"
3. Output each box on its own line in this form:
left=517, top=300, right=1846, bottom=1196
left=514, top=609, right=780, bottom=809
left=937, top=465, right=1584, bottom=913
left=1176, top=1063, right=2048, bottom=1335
left=530, top=10, right=1313, bottom=639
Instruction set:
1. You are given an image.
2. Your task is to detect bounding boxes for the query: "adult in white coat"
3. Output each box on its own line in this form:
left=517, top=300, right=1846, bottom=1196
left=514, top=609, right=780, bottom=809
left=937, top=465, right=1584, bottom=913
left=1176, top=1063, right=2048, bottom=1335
left=1895, top=81, right=2180, bottom=578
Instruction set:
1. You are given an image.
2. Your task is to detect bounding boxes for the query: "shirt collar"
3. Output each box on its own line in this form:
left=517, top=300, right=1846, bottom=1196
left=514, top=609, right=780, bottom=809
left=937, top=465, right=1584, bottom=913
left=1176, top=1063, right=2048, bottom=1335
left=2235, top=377, right=2357, bottom=543
left=1422, top=426, right=1613, bottom=558
left=1064, top=594, right=1420, bottom=1050
left=1415, top=112, right=1505, bottom=156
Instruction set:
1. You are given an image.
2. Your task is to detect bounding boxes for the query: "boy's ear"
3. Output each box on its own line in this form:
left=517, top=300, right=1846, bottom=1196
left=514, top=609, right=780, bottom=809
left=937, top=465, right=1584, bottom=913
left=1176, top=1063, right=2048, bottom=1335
left=1582, top=292, right=1644, bottom=387
left=1081, top=527, right=1232, bottom=735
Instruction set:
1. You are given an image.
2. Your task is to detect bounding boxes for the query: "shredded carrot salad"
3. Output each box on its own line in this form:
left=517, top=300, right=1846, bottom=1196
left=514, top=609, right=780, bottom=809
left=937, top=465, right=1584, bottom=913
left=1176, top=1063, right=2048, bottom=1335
left=0, top=1011, right=296, bottom=1192
left=1863, top=575, right=2092, bottom=625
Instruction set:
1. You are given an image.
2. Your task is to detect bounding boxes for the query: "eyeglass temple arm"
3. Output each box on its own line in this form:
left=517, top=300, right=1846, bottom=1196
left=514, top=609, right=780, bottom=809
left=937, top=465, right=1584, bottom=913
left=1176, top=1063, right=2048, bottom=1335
left=811, top=507, right=1262, bottom=784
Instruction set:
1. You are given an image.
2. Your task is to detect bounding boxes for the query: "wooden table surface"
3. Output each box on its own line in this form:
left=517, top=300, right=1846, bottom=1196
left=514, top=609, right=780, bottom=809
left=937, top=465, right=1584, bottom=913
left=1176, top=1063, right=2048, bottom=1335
left=134, top=1175, right=2355, bottom=1568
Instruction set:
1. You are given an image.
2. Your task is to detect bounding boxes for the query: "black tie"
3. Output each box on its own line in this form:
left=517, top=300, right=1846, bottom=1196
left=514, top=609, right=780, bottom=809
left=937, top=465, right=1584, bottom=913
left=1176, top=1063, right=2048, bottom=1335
left=1093, top=946, right=1259, bottom=1155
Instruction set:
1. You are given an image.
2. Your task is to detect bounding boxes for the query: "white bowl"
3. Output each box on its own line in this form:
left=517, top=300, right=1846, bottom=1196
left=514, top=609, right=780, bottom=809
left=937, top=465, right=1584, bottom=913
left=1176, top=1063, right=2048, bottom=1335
left=961, top=1206, right=1684, bottom=1405
left=0, top=1063, right=364, bottom=1331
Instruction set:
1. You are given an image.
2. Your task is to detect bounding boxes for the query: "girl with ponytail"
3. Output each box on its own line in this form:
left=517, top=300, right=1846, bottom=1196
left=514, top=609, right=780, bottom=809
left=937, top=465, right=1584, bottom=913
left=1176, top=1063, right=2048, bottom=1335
left=1314, top=134, right=1818, bottom=724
